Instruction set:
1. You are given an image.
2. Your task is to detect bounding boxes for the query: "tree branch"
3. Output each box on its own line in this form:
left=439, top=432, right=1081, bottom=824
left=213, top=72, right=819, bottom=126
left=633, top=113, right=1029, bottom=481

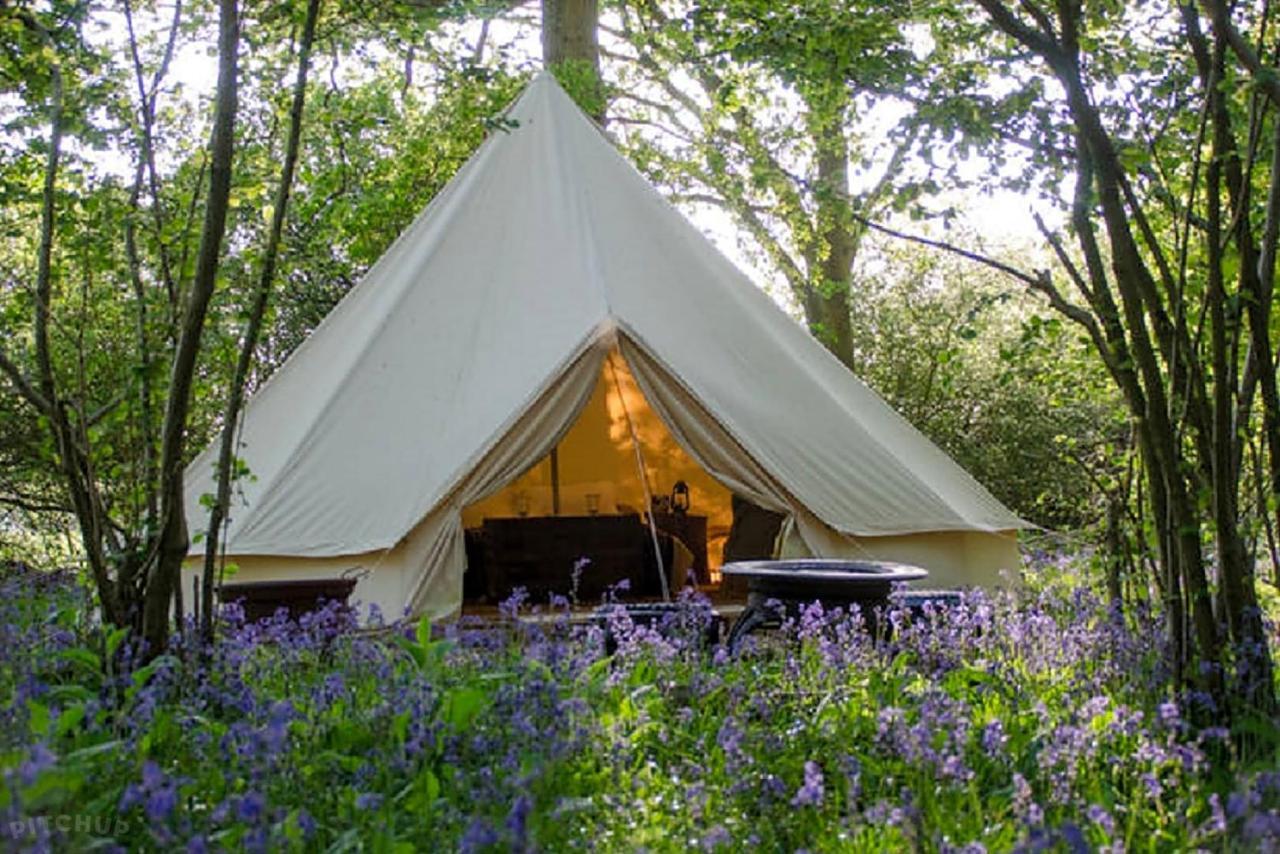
left=0, top=346, right=51, bottom=414
left=1201, top=0, right=1280, bottom=108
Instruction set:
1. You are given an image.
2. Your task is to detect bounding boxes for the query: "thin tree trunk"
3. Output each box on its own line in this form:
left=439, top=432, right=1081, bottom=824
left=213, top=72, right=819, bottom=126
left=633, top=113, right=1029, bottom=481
left=1252, top=436, right=1280, bottom=587
left=141, top=0, right=240, bottom=654
left=1104, top=495, right=1125, bottom=610
left=1251, top=112, right=1280, bottom=585
left=1203, top=39, right=1275, bottom=710
left=13, top=9, right=124, bottom=627
left=123, top=0, right=183, bottom=329
left=201, top=0, right=321, bottom=640
left=124, top=171, right=157, bottom=541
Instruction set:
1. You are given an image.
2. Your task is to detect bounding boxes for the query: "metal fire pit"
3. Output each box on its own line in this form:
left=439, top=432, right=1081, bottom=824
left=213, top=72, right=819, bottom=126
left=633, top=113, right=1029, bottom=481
left=720, top=559, right=927, bottom=649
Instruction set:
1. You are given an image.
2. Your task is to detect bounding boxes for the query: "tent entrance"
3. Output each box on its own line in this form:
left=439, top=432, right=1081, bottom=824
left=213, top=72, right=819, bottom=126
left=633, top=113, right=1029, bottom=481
left=460, top=348, right=734, bottom=606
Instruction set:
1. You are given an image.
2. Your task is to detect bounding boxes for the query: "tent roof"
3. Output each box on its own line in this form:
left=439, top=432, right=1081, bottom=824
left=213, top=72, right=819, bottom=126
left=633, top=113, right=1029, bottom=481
left=184, top=72, right=1026, bottom=558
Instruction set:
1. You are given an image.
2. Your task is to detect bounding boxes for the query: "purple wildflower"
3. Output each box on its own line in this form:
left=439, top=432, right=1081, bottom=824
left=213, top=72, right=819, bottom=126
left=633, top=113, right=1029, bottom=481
left=791, top=761, right=824, bottom=807
left=506, top=793, right=533, bottom=848
left=236, top=791, right=265, bottom=823
left=355, top=792, right=383, bottom=811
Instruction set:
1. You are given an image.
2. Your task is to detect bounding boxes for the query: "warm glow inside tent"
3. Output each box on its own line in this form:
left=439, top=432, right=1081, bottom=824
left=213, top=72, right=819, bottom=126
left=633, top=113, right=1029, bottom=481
left=460, top=349, right=735, bottom=575
left=181, top=72, right=1029, bottom=621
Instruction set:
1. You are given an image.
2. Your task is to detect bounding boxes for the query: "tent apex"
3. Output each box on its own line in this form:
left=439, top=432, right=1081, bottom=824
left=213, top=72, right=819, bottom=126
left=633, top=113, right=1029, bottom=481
left=530, top=68, right=560, bottom=86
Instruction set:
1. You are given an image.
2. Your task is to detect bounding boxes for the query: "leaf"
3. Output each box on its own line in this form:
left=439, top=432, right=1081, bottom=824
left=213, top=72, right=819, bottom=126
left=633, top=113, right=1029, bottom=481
left=422, top=767, right=441, bottom=803
left=1235, top=715, right=1280, bottom=755
left=27, top=700, right=50, bottom=738
left=581, top=656, right=613, bottom=688
left=55, top=704, right=85, bottom=738
left=395, top=633, right=427, bottom=669
left=21, top=767, right=84, bottom=811
left=47, top=684, right=95, bottom=705
left=391, top=709, right=411, bottom=743
left=65, top=740, right=124, bottom=761
left=441, top=687, right=486, bottom=731
left=126, top=655, right=175, bottom=704
left=57, top=647, right=101, bottom=676
left=105, top=625, right=130, bottom=661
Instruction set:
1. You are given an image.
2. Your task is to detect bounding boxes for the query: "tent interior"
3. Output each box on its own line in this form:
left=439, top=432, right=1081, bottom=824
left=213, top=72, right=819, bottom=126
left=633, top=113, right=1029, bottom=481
left=459, top=347, right=748, bottom=608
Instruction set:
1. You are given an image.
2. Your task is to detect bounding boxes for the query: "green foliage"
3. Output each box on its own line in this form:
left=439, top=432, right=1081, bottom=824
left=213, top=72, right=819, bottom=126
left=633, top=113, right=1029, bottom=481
left=847, top=239, right=1126, bottom=529
left=3, top=563, right=1279, bottom=849
left=0, top=0, right=526, bottom=569
left=549, top=58, right=606, bottom=120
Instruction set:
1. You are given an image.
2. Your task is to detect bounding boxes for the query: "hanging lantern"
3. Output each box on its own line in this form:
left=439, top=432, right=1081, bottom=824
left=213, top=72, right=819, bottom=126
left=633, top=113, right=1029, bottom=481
left=672, top=480, right=691, bottom=514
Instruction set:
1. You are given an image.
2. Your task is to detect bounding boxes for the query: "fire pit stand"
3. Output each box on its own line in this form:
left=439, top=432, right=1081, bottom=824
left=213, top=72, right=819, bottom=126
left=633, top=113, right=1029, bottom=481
left=720, top=559, right=928, bottom=650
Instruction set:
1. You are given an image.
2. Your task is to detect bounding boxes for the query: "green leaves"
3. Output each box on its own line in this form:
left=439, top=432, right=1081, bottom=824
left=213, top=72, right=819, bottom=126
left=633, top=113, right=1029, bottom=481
left=550, top=59, right=607, bottom=121
left=26, top=699, right=51, bottom=738
left=440, top=686, right=487, bottom=731
left=396, top=616, right=454, bottom=672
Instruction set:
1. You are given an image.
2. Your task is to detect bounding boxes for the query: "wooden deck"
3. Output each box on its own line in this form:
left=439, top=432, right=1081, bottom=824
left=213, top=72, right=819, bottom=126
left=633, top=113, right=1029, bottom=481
left=458, top=596, right=749, bottom=626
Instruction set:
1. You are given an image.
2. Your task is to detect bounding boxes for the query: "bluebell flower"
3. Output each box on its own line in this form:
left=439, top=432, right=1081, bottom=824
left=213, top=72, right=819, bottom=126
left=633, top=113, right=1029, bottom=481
left=18, top=742, right=57, bottom=787
left=355, top=792, right=384, bottom=811
left=145, top=785, right=178, bottom=823
left=791, top=761, right=824, bottom=807
left=982, top=719, right=1007, bottom=755
left=1086, top=803, right=1114, bottom=837
left=460, top=817, right=499, bottom=853
left=701, top=824, right=731, bottom=850
left=1206, top=793, right=1227, bottom=833
left=506, top=793, right=532, bottom=846
left=237, top=791, right=265, bottom=822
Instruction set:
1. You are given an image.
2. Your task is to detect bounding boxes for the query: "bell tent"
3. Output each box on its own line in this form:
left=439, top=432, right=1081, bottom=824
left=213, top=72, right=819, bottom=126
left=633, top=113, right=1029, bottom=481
left=182, top=72, right=1028, bottom=620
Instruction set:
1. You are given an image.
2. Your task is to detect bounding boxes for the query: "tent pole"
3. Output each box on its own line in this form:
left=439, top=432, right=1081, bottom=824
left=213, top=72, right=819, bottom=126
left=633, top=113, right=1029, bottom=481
left=550, top=447, right=561, bottom=515
left=607, top=354, right=670, bottom=602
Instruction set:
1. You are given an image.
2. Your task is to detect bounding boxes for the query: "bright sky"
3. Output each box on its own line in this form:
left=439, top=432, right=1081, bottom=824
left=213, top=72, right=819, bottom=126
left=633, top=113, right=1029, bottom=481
left=96, top=6, right=1060, bottom=306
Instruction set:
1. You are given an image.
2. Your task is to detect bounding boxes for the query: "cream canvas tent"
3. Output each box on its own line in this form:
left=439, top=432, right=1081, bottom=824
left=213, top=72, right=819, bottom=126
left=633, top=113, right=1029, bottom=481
left=182, top=72, right=1028, bottom=620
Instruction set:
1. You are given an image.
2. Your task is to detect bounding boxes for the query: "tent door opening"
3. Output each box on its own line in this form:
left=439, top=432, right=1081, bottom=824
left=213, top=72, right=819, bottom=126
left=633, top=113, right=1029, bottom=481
left=460, top=347, right=745, bottom=608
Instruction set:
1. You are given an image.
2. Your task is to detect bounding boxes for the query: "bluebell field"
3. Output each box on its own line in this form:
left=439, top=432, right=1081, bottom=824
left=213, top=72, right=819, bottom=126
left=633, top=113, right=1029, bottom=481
left=2, top=557, right=1279, bottom=852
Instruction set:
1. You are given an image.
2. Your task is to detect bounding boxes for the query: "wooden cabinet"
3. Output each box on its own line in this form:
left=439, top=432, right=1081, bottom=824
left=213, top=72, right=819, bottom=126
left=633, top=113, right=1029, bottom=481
left=472, top=513, right=711, bottom=604
left=480, top=515, right=662, bottom=603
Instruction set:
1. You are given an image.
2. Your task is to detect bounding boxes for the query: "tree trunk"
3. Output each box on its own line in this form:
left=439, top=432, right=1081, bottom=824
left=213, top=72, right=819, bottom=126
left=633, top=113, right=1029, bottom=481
left=541, top=0, right=603, bottom=123
left=1201, top=35, right=1275, bottom=711
left=140, top=0, right=240, bottom=654
left=804, top=88, right=856, bottom=368
left=1103, top=495, right=1125, bottom=610
left=542, top=0, right=597, bottom=68
left=1250, top=99, right=1280, bottom=598
left=201, top=0, right=321, bottom=640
